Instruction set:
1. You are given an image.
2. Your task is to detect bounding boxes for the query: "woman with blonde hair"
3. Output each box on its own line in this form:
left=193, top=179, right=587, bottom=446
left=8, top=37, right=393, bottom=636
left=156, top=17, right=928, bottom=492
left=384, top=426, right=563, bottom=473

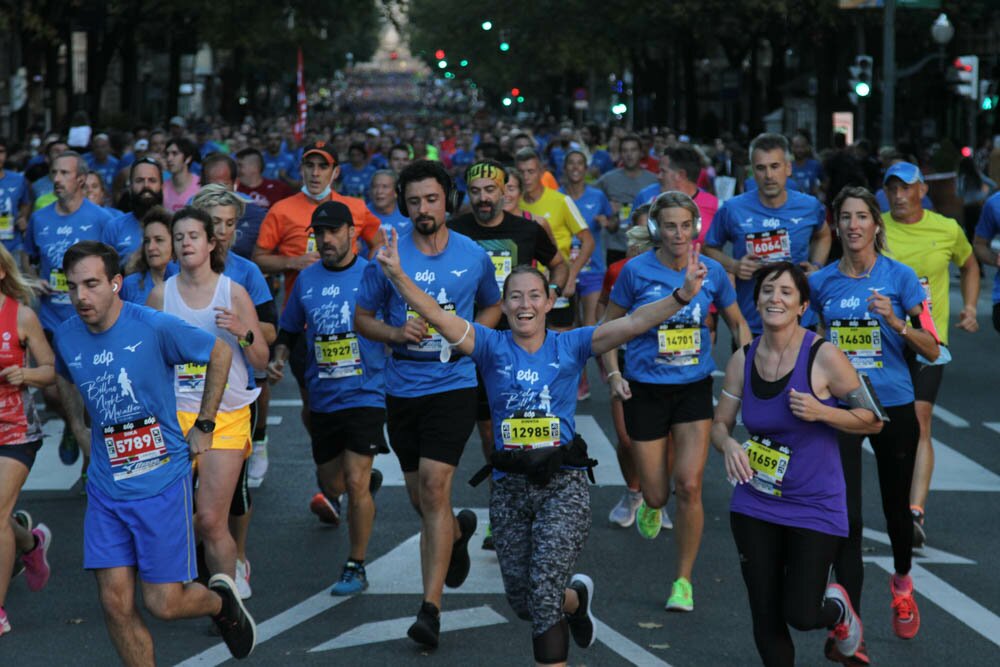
left=0, top=244, right=57, bottom=635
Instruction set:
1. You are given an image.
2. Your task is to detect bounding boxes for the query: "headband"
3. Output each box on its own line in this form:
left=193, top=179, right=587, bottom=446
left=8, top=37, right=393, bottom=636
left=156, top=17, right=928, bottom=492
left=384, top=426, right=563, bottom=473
left=466, top=162, right=507, bottom=190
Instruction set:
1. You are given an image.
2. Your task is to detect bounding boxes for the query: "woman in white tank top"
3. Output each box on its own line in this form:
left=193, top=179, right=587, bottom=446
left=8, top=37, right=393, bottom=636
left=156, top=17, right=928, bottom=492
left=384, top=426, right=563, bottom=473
left=148, top=206, right=267, bottom=584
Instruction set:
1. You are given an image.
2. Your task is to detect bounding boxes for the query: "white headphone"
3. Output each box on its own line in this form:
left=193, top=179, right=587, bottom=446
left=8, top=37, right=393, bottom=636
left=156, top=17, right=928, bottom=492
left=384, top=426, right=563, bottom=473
left=112, top=284, right=119, bottom=293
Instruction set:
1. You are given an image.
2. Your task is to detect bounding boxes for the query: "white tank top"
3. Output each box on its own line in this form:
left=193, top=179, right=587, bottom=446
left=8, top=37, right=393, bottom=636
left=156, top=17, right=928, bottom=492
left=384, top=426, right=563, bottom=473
left=164, top=274, right=260, bottom=413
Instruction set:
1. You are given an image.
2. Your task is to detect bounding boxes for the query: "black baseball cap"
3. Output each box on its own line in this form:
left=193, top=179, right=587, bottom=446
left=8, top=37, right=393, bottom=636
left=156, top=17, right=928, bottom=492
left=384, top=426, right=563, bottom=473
left=311, top=201, right=354, bottom=229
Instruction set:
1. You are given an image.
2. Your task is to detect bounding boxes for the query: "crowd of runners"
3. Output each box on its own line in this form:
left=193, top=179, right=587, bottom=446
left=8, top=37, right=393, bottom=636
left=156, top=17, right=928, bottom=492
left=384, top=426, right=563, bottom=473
left=0, top=93, right=996, bottom=667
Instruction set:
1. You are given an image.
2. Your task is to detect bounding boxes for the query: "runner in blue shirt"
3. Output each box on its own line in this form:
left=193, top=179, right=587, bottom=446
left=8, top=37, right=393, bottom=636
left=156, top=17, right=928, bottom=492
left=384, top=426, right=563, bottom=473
left=338, top=143, right=377, bottom=200
left=262, top=132, right=296, bottom=185
left=973, top=190, right=1000, bottom=334
left=84, top=134, right=120, bottom=187
left=53, top=240, right=256, bottom=663
left=120, top=207, right=179, bottom=305
left=0, top=140, right=31, bottom=254
left=602, top=190, right=750, bottom=613
left=24, top=152, right=114, bottom=471
left=812, top=187, right=940, bottom=657
left=269, top=200, right=386, bottom=596
left=355, top=160, right=501, bottom=648
left=704, top=133, right=831, bottom=334
left=374, top=220, right=712, bottom=665
left=102, top=157, right=164, bottom=260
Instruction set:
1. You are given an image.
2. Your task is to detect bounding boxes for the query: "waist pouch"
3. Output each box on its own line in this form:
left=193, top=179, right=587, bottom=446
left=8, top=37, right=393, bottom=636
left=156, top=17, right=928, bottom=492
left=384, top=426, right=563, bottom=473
left=469, top=434, right=598, bottom=487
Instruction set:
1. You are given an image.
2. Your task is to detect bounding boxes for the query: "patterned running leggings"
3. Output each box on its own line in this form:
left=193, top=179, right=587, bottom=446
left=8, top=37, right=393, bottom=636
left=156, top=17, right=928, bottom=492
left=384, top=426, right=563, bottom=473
left=490, top=470, right=591, bottom=637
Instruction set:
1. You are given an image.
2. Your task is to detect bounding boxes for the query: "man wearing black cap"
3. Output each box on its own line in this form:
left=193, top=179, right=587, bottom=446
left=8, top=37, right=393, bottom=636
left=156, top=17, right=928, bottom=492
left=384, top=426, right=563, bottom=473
left=253, top=141, right=381, bottom=429
left=267, top=201, right=387, bottom=595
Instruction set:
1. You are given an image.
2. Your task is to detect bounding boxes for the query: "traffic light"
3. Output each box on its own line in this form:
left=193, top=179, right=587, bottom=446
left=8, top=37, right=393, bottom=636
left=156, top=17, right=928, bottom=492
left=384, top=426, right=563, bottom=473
left=499, top=30, right=510, bottom=52
left=481, top=20, right=492, bottom=31
left=511, top=88, right=520, bottom=97
left=981, top=81, right=998, bottom=111
left=848, top=55, right=873, bottom=104
left=949, top=55, right=979, bottom=100
left=435, top=49, right=446, bottom=60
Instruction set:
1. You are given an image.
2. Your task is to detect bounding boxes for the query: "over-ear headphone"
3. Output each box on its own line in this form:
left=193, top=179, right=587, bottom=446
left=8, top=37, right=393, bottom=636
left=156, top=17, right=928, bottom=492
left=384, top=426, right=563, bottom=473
left=396, top=160, right=462, bottom=217
left=647, top=190, right=701, bottom=245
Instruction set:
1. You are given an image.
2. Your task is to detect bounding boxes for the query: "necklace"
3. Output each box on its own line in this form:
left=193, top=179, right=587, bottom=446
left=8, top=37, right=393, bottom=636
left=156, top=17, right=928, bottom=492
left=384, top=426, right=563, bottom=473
left=840, top=254, right=877, bottom=280
left=761, top=328, right=800, bottom=382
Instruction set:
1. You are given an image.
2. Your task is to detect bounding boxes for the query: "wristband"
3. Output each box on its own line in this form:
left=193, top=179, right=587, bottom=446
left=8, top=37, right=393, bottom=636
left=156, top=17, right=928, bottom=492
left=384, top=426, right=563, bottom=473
left=898, top=322, right=907, bottom=337
left=606, top=370, right=621, bottom=380
left=672, top=288, right=691, bottom=306
left=549, top=283, right=562, bottom=297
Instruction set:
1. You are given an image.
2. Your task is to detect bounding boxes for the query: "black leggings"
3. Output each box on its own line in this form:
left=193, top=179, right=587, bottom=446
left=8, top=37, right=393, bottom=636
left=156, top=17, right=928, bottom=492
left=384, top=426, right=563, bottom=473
left=834, top=403, right=918, bottom=614
left=730, top=512, right=842, bottom=667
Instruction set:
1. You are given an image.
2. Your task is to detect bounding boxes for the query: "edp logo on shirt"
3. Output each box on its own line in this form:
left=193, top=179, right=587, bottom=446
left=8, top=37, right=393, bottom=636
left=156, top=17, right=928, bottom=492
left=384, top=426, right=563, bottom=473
left=840, top=296, right=861, bottom=309
left=414, top=270, right=436, bottom=283
left=93, top=350, right=115, bottom=366
left=516, top=369, right=540, bottom=384
left=322, top=284, right=340, bottom=298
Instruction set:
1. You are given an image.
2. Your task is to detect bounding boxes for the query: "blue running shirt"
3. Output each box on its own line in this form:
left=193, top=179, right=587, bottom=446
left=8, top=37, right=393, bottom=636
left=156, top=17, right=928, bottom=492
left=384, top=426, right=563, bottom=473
left=54, top=302, right=216, bottom=500
left=610, top=250, right=735, bottom=384
left=357, top=231, right=500, bottom=397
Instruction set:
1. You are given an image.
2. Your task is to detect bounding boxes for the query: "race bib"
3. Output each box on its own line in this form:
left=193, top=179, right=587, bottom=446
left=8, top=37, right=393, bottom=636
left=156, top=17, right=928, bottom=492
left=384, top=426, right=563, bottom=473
left=175, top=363, right=207, bottom=393
left=49, top=268, right=70, bottom=305
left=314, top=332, right=362, bottom=379
left=657, top=321, right=701, bottom=366
left=553, top=296, right=571, bottom=309
left=742, top=435, right=791, bottom=497
left=103, top=416, right=169, bottom=481
left=829, top=318, right=883, bottom=369
left=745, top=229, right=791, bottom=262
left=500, top=410, right=560, bottom=450
left=618, top=203, right=632, bottom=226
left=488, top=250, right=513, bottom=290
left=406, top=303, right=456, bottom=352
left=0, top=214, right=13, bottom=241
left=919, top=276, right=932, bottom=313
left=306, top=233, right=317, bottom=253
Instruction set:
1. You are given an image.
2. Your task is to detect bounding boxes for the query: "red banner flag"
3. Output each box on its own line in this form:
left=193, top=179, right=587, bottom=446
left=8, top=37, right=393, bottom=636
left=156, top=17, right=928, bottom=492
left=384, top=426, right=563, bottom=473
left=294, top=47, right=307, bottom=142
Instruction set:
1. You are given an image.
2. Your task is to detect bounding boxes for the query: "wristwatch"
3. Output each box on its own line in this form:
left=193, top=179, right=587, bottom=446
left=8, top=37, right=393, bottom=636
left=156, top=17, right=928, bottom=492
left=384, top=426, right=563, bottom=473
left=194, top=419, right=216, bottom=434
left=239, top=330, right=254, bottom=348
left=549, top=283, right=563, bottom=297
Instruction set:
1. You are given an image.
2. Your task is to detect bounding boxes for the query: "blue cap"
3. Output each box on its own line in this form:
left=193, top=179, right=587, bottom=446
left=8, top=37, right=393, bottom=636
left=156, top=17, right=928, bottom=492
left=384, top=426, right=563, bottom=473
left=883, top=162, right=924, bottom=185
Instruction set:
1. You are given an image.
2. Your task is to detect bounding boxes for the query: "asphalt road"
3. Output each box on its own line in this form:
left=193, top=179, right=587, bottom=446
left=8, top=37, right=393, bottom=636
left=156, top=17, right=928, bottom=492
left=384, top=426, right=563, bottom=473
left=6, top=282, right=1000, bottom=666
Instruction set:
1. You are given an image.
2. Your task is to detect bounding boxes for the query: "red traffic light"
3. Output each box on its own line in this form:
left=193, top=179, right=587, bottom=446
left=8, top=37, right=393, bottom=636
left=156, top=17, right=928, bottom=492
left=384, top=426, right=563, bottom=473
left=953, top=58, right=973, bottom=72
left=511, top=87, right=520, bottom=96
left=961, top=146, right=973, bottom=157
left=435, top=49, right=446, bottom=60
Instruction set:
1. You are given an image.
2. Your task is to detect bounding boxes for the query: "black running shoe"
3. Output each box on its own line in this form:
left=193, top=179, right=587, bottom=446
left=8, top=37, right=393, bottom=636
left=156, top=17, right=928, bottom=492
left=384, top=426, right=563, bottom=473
left=407, top=601, right=440, bottom=648
left=209, top=574, right=257, bottom=659
left=445, top=509, right=477, bottom=588
left=567, top=574, right=596, bottom=648
left=369, top=468, right=383, bottom=497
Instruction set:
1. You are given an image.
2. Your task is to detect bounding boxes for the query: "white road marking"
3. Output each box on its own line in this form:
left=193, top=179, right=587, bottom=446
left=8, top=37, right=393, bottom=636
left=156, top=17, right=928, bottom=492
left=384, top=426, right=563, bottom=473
left=575, top=414, right=624, bottom=486
left=23, top=420, right=79, bottom=491
left=861, top=438, right=1000, bottom=492
left=595, top=619, right=674, bottom=667
left=270, top=398, right=304, bottom=407
left=983, top=422, right=1000, bottom=436
left=309, top=606, right=508, bottom=652
left=932, top=405, right=970, bottom=428
left=265, top=415, right=283, bottom=426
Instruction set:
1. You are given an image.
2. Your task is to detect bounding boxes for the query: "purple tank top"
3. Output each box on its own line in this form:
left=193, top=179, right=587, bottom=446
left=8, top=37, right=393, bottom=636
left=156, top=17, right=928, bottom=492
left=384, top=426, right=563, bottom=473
left=730, top=330, right=847, bottom=537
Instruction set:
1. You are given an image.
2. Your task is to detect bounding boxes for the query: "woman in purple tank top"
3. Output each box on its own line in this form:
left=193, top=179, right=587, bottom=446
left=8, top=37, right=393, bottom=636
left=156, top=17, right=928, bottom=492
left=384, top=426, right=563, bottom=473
left=711, top=262, right=883, bottom=666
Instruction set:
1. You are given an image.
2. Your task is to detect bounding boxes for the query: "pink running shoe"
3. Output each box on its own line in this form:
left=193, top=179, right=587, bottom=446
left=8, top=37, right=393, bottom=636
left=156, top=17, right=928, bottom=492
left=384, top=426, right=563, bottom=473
left=22, top=524, right=52, bottom=592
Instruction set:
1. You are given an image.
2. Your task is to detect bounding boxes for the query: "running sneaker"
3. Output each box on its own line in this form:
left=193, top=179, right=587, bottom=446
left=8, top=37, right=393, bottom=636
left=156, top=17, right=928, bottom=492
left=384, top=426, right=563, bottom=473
left=235, top=558, right=252, bottom=600
left=58, top=428, right=79, bottom=465
left=567, top=573, right=596, bottom=648
left=209, top=573, right=257, bottom=659
left=577, top=373, right=591, bottom=401
left=445, top=509, right=477, bottom=588
left=247, top=437, right=268, bottom=488
left=310, top=493, right=341, bottom=526
left=661, top=507, right=673, bottom=530
left=10, top=510, right=32, bottom=579
left=824, top=634, right=871, bottom=665
left=330, top=561, right=369, bottom=596
left=0, top=607, right=10, bottom=636
left=22, top=524, right=52, bottom=592
left=608, top=490, right=643, bottom=528
left=636, top=501, right=662, bottom=539
left=665, top=577, right=694, bottom=612
left=481, top=522, right=495, bottom=551
left=826, top=583, right=863, bottom=658
left=890, top=573, right=920, bottom=639
left=407, top=600, right=440, bottom=648
left=911, top=507, right=926, bottom=550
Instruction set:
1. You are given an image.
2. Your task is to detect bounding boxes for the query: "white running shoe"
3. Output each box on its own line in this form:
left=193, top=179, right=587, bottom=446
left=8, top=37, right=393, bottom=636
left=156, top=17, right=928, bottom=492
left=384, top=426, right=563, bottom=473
left=235, top=558, right=252, bottom=600
left=826, top=583, right=863, bottom=658
left=661, top=507, right=673, bottom=530
left=247, top=438, right=268, bottom=488
left=608, top=490, right=644, bottom=528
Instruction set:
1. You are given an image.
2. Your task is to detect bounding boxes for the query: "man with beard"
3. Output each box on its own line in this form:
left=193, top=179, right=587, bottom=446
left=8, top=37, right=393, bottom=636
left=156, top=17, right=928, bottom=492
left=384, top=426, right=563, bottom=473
left=25, top=152, right=113, bottom=472
left=267, top=201, right=387, bottom=595
left=596, top=134, right=657, bottom=265
left=449, top=159, right=567, bottom=460
left=102, top=158, right=163, bottom=260
left=356, top=160, right=501, bottom=648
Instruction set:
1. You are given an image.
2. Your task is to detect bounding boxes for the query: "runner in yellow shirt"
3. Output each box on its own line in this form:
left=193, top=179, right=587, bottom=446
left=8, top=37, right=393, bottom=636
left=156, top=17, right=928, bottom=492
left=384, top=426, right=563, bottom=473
left=881, top=162, right=980, bottom=550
